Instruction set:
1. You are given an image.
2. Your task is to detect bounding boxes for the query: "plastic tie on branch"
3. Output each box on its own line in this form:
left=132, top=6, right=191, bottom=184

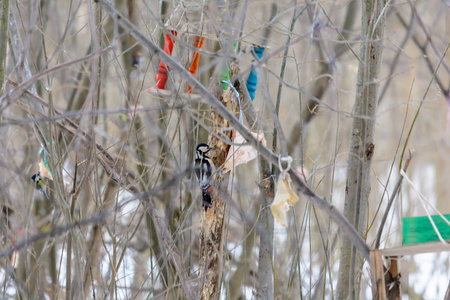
left=156, top=30, right=178, bottom=90
left=278, top=155, right=292, bottom=180
left=222, top=79, right=243, bottom=123
left=271, top=155, right=300, bottom=227
left=219, top=42, right=237, bottom=91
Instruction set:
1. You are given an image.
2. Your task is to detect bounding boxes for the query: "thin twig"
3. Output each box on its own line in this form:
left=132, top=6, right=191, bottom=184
left=273, top=0, right=298, bottom=157
left=374, top=151, right=413, bottom=249
left=0, top=46, right=113, bottom=113
left=396, top=12, right=448, bottom=96
left=398, top=43, right=450, bottom=171
left=378, top=11, right=416, bottom=104
left=408, top=3, right=450, bottom=75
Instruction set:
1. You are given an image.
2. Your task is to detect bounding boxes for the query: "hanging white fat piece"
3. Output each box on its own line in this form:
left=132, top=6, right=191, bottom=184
left=39, top=159, right=71, bottom=185
left=39, top=159, right=53, bottom=180
left=271, top=173, right=300, bottom=227
left=223, top=130, right=266, bottom=173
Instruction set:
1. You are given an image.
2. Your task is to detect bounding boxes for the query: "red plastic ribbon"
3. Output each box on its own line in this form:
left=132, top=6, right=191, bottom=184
left=156, top=30, right=177, bottom=89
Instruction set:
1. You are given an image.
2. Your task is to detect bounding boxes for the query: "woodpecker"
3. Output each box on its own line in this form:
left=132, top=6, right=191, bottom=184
left=194, top=143, right=214, bottom=208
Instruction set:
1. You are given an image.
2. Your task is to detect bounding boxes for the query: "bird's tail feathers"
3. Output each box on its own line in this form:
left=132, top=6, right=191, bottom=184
left=201, top=183, right=212, bottom=208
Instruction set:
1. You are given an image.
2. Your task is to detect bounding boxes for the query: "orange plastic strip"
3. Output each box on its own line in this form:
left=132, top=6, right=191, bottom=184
left=187, top=36, right=205, bottom=93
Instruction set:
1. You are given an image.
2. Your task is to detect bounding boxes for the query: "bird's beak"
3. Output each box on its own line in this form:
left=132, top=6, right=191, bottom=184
left=209, top=147, right=215, bottom=152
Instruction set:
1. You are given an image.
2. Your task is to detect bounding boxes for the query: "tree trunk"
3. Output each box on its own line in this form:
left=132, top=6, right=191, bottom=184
left=336, top=0, right=386, bottom=299
left=199, top=64, right=241, bottom=299
left=257, top=166, right=274, bottom=300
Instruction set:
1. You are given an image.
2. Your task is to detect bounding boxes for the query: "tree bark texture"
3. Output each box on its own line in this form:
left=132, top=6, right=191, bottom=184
left=239, top=78, right=275, bottom=299
left=257, top=167, right=274, bottom=300
left=199, top=63, right=241, bottom=299
left=337, top=0, right=386, bottom=299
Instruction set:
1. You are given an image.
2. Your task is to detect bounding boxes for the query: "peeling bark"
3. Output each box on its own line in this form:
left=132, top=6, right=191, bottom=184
left=199, top=64, right=240, bottom=299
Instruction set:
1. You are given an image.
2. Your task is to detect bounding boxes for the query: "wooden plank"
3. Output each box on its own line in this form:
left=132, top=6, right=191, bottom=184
left=403, top=214, right=450, bottom=245
left=370, top=250, right=387, bottom=300
left=381, top=241, right=450, bottom=257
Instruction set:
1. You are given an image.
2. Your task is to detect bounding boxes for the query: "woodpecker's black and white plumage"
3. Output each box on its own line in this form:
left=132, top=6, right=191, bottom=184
left=195, top=143, right=214, bottom=208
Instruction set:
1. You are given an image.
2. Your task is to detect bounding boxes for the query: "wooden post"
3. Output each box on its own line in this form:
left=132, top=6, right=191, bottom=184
left=388, top=259, right=398, bottom=278
left=386, top=258, right=401, bottom=300
left=370, top=250, right=387, bottom=300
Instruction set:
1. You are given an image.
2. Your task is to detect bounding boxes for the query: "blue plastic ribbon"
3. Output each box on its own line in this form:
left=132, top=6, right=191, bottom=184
left=246, top=46, right=265, bottom=101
